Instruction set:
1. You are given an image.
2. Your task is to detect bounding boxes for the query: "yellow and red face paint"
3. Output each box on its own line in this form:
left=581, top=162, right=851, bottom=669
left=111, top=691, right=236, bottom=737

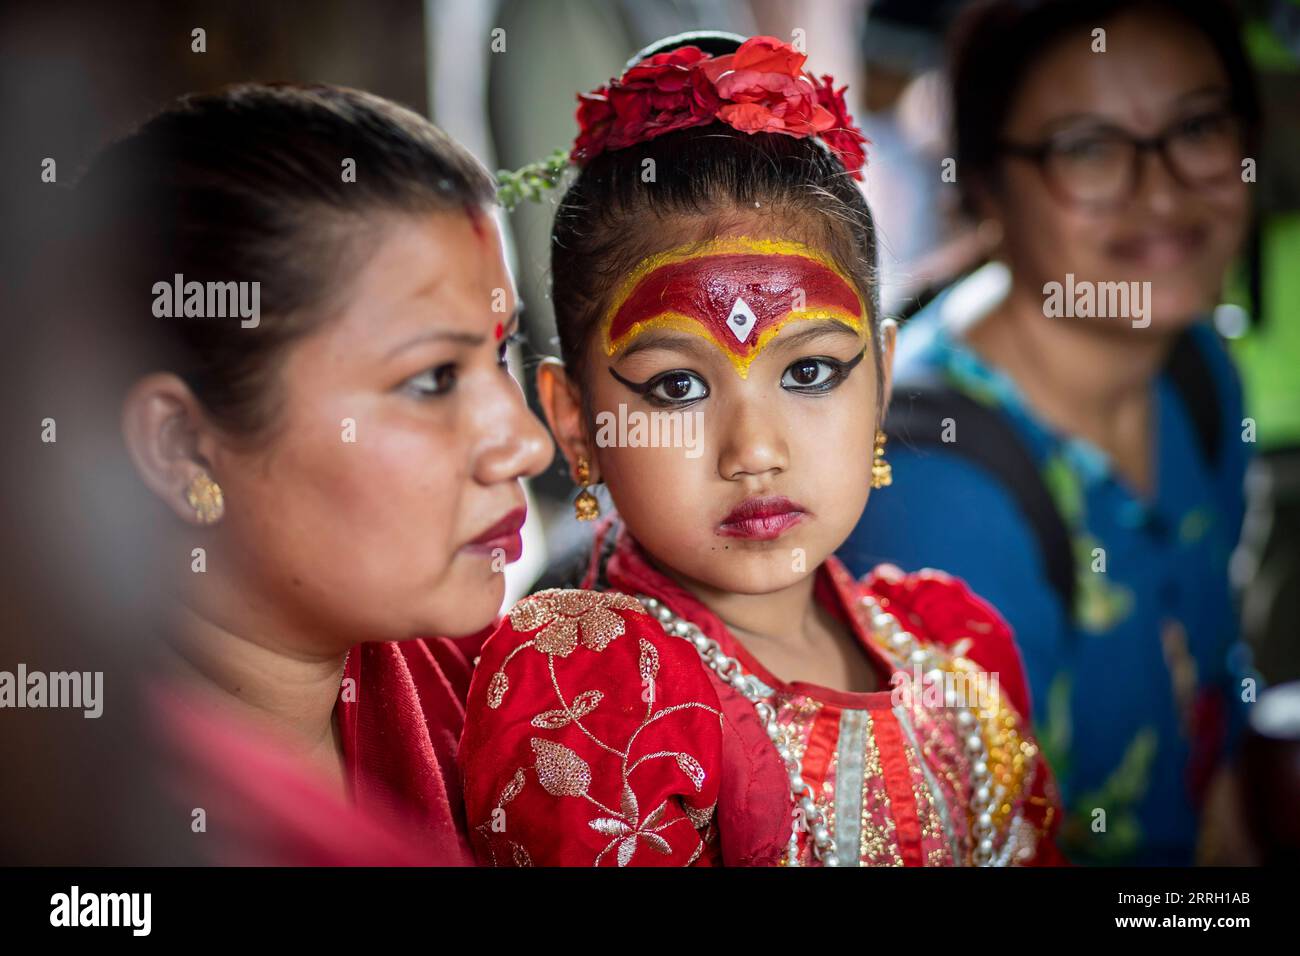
left=600, top=236, right=867, bottom=378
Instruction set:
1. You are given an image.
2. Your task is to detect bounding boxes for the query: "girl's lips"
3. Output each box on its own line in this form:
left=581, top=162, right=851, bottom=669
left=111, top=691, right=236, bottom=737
left=716, top=496, right=808, bottom=541
left=464, top=506, right=527, bottom=562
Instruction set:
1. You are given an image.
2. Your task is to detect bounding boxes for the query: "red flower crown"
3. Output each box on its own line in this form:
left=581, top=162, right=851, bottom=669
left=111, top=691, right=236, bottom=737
left=571, top=36, right=869, bottom=180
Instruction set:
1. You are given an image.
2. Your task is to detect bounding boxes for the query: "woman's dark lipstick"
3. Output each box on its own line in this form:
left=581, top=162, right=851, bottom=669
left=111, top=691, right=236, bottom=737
left=716, top=496, right=807, bottom=541
left=465, top=506, right=527, bottom=562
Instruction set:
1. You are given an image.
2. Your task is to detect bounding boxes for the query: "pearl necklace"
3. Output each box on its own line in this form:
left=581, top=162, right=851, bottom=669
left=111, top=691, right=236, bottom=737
left=635, top=593, right=1000, bottom=867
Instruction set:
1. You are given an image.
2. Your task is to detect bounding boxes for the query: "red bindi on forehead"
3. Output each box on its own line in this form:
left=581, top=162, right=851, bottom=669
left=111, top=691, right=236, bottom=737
left=462, top=201, right=487, bottom=241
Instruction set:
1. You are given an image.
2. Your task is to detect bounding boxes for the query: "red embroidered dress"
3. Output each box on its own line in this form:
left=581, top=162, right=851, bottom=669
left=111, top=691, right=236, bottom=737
left=459, top=522, right=1064, bottom=866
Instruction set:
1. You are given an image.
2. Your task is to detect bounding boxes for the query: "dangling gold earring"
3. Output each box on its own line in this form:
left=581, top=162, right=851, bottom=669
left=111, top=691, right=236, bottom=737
left=573, top=455, right=600, bottom=521
left=186, top=472, right=225, bottom=525
left=871, top=429, right=892, bottom=489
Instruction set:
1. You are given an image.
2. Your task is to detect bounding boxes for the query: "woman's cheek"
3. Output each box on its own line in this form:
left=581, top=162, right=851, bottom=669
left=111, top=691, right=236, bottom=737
left=1207, top=184, right=1250, bottom=268
left=1003, top=179, right=1101, bottom=283
left=329, top=417, right=464, bottom=571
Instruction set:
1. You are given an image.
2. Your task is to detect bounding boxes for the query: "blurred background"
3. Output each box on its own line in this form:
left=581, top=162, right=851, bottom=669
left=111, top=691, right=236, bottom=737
left=2, top=0, right=1297, bottom=862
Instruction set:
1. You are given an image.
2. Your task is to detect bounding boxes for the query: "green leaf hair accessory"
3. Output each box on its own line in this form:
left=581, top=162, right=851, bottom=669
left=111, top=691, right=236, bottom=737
left=496, top=148, right=571, bottom=211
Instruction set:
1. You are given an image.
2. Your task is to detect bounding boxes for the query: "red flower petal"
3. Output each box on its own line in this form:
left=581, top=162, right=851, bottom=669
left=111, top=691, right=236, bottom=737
left=569, top=39, right=868, bottom=178
left=717, top=102, right=786, bottom=134
left=731, top=35, right=807, bottom=76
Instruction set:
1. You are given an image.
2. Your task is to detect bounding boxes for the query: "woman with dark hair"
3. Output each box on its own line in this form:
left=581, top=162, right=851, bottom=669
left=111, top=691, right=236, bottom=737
left=71, top=84, right=552, bottom=864
left=841, top=0, right=1260, bottom=864
left=458, top=34, right=1064, bottom=867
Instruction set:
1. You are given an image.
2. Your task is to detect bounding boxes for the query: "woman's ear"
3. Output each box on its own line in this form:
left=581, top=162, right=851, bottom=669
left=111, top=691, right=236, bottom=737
left=120, top=373, right=225, bottom=525
left=535, top=357, right=593, bottom=481
left=879, top=318, right=898, bottom=409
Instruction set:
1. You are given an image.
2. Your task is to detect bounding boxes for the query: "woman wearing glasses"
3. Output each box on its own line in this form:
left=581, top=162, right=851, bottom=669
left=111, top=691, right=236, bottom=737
left=840, top=0, right=1260, bottom=865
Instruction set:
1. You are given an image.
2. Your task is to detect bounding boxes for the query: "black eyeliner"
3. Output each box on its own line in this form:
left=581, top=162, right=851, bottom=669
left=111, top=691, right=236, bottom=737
left=838, top=346, right=868, bottom=376
left=609, top=365, right=709, bottom=408
left=801, top=346, right=868, bottom=378
left=785, top=346, right=868, bottom=392
left=608, top=365, right=656, bottom=393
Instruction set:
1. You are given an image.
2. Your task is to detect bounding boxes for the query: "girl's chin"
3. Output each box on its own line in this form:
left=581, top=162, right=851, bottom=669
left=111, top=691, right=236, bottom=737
left=680, top=556, right=817, bottom=596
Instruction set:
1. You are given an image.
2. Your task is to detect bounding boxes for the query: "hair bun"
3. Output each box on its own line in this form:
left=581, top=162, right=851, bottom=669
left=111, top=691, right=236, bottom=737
left=623, top=30, right=745, bottom=71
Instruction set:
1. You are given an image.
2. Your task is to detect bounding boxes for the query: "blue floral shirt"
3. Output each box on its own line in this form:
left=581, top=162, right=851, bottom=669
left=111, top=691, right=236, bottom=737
left=840, top=286, right=1257, bottom=865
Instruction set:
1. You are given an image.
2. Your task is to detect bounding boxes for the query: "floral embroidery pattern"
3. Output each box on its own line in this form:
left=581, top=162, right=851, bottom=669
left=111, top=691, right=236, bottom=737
left=510, top=588, right=643, bottom=657
left=475, top=589, right=721, bottom=867
left=487, top=589, right=644, bottom=710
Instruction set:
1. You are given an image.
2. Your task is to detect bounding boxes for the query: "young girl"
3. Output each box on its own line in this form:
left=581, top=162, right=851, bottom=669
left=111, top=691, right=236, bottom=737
left=459, top=33, right=1063, bottom=866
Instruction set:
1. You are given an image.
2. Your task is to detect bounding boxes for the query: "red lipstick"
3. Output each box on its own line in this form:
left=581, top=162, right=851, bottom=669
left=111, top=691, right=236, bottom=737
left=465, top=506, right=527, bottom=563
left=717, top=496, right=808, bottom=541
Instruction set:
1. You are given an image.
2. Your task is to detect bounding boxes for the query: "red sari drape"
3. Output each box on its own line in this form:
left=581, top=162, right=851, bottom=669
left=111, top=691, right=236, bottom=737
left=157, top=630, right=488, bottom=866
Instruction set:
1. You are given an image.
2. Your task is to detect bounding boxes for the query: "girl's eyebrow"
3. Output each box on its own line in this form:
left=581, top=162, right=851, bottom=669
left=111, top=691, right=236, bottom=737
left=617, top=330, right=711, bottom=362
left=615, top=319, right=861, bottom=363
left=770, top=320, right=862, bottom=351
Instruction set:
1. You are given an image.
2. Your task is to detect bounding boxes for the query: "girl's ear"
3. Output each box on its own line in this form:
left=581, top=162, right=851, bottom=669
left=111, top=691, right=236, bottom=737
left=879, top=318, right=898, bottom=409
left=536, top=357, right=593, bottom=482
left=120, top=372, right=225, bottom=525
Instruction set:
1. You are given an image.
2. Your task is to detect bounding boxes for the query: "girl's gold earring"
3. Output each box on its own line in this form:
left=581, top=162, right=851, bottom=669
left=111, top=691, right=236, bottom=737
left=871, top=430, right=893, bottom=489
left=186, top=471, right=225, bottom=525
left=573, top=456, right=600, bottom=521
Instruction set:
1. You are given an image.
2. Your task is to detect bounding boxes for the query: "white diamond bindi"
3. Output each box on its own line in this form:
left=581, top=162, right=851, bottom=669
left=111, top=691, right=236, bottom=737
left=727, top=297, right=757, bottom=344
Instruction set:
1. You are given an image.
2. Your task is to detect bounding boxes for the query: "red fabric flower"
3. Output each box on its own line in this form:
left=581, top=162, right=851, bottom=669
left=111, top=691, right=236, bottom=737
left=812, top=74, right=869, bottom=180
left=570, top=36, right=868, bottom=179
left=572, top=86, right=615, bottom=162
left=702, top=37, right=833, bottom=138
left=571, top=46, right=720, bottom=162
